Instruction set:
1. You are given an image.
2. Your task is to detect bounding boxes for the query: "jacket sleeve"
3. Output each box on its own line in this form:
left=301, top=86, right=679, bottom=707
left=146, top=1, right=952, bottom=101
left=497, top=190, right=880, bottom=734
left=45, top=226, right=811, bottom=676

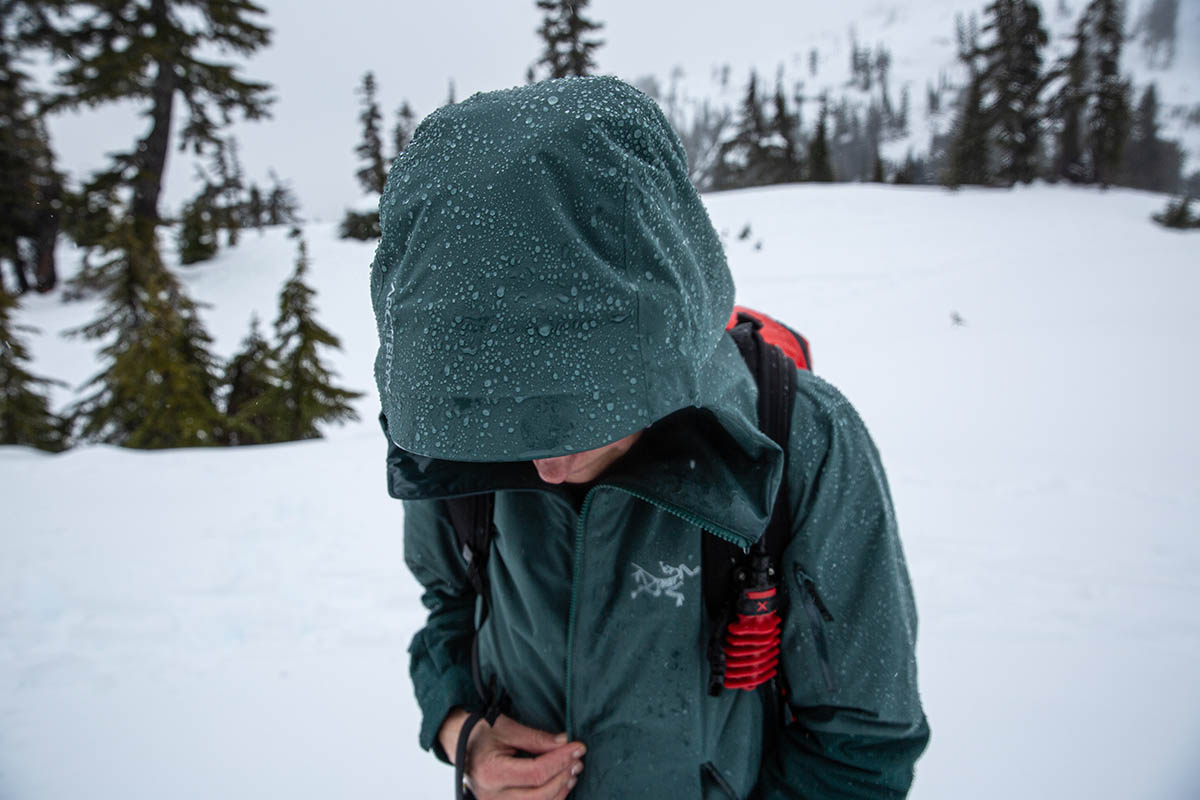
left=754, top=377, right=930, bottom=798
left=384, top=413, right=483, bottom=763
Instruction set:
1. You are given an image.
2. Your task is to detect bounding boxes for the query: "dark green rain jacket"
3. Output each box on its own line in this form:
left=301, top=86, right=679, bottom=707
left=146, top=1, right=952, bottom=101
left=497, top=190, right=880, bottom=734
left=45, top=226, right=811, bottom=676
left=370, top=76, right=929, bottom=799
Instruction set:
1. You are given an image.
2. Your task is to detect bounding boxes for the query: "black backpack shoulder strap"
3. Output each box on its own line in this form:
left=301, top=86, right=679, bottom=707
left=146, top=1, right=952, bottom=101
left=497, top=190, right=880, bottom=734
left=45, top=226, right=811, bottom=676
left=704, top=321, right=797, bottom=618
left=705, top=320, right=797, bottom=703
left=442, top=493, right=495, bottom=599
left=442, top=492, right=510, bottom=800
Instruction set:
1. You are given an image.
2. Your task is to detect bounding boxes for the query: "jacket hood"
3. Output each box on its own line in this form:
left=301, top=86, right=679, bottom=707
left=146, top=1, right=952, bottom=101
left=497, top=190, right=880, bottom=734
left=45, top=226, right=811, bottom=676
left=370, top=76, right=738, bottom=461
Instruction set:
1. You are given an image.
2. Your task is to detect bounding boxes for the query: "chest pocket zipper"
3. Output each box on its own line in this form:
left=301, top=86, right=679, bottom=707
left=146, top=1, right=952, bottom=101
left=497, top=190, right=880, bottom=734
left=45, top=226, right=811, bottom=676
left=793, top=565, right=836, bottom=694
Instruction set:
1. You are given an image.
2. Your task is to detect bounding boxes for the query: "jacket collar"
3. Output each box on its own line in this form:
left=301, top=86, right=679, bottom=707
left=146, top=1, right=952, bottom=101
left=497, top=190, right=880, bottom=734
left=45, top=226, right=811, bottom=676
left=382, top=343, right=785, bottom=548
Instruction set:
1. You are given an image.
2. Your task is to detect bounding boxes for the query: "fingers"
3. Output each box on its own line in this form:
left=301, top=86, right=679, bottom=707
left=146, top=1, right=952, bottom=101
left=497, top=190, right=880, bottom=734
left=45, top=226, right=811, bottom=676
left=492, top=715, right=571, bottom=755
left=514, top=743, right=585, bottom=788
left=470, top=743, right=586, bottom=799
left=476, top=752, right=584, bottom=800
left=500, top=763, right=582, bottom=800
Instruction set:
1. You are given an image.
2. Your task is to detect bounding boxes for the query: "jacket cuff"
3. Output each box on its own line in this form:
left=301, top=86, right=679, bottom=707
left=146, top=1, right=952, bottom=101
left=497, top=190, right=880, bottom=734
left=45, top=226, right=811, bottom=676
left=414, top=655, right=483, bottom=763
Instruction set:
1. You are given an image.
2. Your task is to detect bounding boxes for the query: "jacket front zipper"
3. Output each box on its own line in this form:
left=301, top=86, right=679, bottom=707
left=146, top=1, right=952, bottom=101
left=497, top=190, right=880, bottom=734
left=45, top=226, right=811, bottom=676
left=562, top=484, right=746, bottom=738
left=564, top=487, right=596, bottom=738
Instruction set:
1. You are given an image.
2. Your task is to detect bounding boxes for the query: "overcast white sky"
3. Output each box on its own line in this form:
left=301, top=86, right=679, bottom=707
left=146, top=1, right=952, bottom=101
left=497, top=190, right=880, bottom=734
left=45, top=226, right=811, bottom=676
left=40, top=0, right=944, bottom=222
left=40, top=0, right=1195, bottom=223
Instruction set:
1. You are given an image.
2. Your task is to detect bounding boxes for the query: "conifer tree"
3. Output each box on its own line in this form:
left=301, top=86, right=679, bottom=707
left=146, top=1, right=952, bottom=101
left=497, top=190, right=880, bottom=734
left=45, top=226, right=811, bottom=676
left=533, top=0, right=604, bottom=80
left=58, top=173, right=124, bottom=300
left=895, top=85, right=911, bottom=136
left=977, top=0, right=1049, bottom=185
left=262, top=238, right=362, bottom=441
left=0, top=291, right=67, bottom=451
left=393, top=101, right=416, bottom=160
left=31, top=0, right=273, bottom=229
left=177, top=188, right=219, bottom=265
left=1049, top=23, right=1091, bottom=182
left=246, top=185, right=265, bottom=231
left=947, top=16, right=992, bottom=188
left=1121, top=85, right=1182, bottom=192
left=222, top=314, right=278, bottom=445
left=1086, top=0, right=1130, bottom=186
left=770, top=79, right=803, bottom=183
left=265, top=170, right=301, bottom=227
left=872, top=151, right=886, bottom=182
left=808, top=101, right=835, bottom=183
left=66, top=222, right=227, bottom=448
left=893, top=152, right=920, bottom=184
left=28, top=3, right=269, bottom=449
left=355, top=71, right=387, bottom=195
left=712, top=71, right=771, bottom=189
left=214, top=137, right=245, bottom=246
left=948, top=71, right=992, bottom=186
left=1151, top=195, right=1198, bottom=229
left=0, top=32, right=63, bottom=294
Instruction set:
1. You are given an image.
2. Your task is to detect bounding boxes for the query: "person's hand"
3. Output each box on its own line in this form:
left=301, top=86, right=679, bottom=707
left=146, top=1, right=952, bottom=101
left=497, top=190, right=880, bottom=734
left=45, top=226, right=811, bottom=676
left=439, top=708, right=586, bottom=799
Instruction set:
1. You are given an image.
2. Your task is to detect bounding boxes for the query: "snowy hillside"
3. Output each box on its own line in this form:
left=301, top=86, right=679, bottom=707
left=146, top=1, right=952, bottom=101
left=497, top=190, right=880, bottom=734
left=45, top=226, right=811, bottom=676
left=3, top=184, right=1199, bottom=799
left=654, top=0, right=1200, bottom=171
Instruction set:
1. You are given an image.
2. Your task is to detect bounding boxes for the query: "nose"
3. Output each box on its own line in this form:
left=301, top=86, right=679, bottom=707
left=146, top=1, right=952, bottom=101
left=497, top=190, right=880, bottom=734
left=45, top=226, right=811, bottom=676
left=534, top=454, right=576, bottom=484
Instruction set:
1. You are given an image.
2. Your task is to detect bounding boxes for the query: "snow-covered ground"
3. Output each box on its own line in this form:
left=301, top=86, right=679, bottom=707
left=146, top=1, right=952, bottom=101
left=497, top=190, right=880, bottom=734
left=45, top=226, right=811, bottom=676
left=3, top=184, right=1199, bottom=799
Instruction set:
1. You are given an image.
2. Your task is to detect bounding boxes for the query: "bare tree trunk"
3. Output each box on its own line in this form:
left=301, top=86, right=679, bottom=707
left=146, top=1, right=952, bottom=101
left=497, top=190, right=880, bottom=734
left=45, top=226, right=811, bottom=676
left=130, top=0, right=176, bottom=226
left=34, top=181, right=60, bottom=292
left=35, top=230, right=58, bottom=293
left=11, top=250, right=30, bottom=294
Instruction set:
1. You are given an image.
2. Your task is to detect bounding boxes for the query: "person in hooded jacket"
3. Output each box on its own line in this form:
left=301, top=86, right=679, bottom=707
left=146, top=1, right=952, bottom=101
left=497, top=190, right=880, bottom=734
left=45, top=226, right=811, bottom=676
left=370, top=76, right=929, bottom=800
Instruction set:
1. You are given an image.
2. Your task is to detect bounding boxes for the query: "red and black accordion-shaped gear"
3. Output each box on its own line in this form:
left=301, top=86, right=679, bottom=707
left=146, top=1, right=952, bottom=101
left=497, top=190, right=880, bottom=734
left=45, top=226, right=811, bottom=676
left=722, top=585, right=782, bottom=691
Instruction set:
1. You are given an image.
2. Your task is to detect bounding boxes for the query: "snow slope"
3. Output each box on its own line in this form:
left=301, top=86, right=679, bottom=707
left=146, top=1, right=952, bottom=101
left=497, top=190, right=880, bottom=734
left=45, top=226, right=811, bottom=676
left=655, top=0, right=1200, bottom=175
left=2, top=184, right=1199, bottom=799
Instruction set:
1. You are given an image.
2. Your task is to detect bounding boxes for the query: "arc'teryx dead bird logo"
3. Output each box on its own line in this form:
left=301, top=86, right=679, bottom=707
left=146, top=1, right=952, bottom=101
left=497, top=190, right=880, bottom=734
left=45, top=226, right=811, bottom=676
left=630, top=562, right=701, bottom=608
